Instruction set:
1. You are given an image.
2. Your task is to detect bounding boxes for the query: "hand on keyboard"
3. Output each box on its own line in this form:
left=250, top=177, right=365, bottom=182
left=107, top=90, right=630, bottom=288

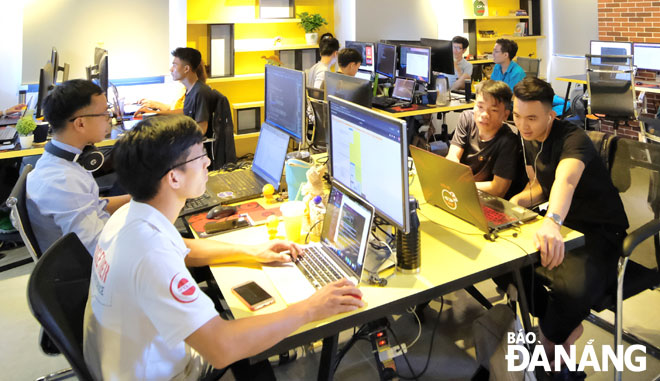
left=249, top=240, right=303, bottom=263
left=297, top=279, right=364, bottom=322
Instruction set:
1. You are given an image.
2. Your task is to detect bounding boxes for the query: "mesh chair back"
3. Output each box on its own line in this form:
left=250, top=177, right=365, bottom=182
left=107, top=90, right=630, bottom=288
left=27, top=233, right=94, bottom=381
left=585, top=54, right=637, bottom=119
left=5, top=164, right=41, bottom=261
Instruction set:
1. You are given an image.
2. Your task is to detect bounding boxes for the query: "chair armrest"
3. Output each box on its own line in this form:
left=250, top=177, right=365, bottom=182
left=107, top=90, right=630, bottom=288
left=622, top=219, right=660, bottom=257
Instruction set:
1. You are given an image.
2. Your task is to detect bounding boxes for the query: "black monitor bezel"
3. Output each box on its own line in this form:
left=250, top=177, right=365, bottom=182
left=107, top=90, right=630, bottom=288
left=420, top=38, right=455, bottom=76
left=398, top=44, right=432, bottom=84
left=376, top=42, right=397, bottom=78
left=324, top=71, right=373, bottom=109
left=345, top=41, right=376, bottom=73
left=264, top=64, right=306, bottom=143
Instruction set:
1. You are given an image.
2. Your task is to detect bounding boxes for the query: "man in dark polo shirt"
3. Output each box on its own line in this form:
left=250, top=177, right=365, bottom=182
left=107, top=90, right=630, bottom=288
left=447, top=79, right=523, bottom=198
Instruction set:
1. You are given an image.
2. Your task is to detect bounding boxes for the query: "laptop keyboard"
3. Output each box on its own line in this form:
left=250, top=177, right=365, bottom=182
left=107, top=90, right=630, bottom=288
left=213, top=171, right=263, bottom=195
left=0, top=126, right=17, bottom=140
left=481, top=205, right=517, bottom=225
left=295, top=246, right=344, bottom=289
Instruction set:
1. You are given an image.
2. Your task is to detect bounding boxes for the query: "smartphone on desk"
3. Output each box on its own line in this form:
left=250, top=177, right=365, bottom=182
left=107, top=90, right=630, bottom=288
left=231, top=281, right=275, bottom=311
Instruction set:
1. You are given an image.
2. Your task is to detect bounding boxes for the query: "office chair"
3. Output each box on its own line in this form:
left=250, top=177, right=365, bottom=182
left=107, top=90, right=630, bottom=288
left=5, top=164, right=41, bottom=263
left=585, top=54, right=638, bottom=135
left=209, top=89, right=237, bottom=170
left=307, top=97, right=329, bottom=151
left=27, top=232, right=95, bottom=381
left=585, top=132, right=660, bottom=381
left=516, top=57, right=541, bottom=78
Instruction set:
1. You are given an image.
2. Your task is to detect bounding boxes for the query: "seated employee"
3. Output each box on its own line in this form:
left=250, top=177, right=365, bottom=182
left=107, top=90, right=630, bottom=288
left=446, top=79, right=521, bottom=198
left=490, top=38, right=526, bottom=90
left=26, top=79, right=131, bottom=255
left=83, top=114, right=364, bottom=380
left=509, top=78, right=628, bottom=365
left=337, top=48, right=363, bottom=77
left=307, top=37, right=339, bottom=89
left=136, top=47, right=214, bottom=137
left=1, top=103, right=27, bottom=118
left=448, top=36, right=473, bottom=92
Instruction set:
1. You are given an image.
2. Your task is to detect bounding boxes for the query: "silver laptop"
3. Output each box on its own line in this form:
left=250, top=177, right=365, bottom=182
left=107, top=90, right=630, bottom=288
left=410, top=145, right=537, bottom=233
left=262, top=184, right=375, bottom=304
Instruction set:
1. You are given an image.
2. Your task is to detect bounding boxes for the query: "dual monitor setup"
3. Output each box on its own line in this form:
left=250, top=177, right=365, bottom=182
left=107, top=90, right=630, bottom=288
left=35, top=47, right=109, bottom=118
left=589, top=40, right=660, bottom=70
left=262, top=64, right=411, bottom=234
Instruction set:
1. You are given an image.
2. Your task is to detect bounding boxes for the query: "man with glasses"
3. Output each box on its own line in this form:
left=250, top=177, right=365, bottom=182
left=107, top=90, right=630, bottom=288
left=490, top=38, right=526, bottom=90
left=449, top=36, right=473, bottom=92
left=27, top=79, right=131, bottom=255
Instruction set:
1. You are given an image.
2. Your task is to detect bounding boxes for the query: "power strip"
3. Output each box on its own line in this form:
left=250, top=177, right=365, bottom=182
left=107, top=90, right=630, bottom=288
left=378, top=343, right=407, bottom=362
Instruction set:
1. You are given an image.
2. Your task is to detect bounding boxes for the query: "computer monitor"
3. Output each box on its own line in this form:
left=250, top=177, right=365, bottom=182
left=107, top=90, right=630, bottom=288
left=633, top=42, right=660, bottom=71
left=328, top=95, right=410, bottom=233
left=324, top=71, right=373, bottom=108
left=376, top=43, right=397, bottom=78
left=354, top=70, right=372, bottom=81
left=50, top=47, right=70, bottom=84
left=590, top=40, right=632, bottom=64
left=87, top=47, right=109, bottom=93
left=420, top=38, right=455, bottom=76
left=264, top=64, right=306, bottom=142
left=345, top=41, right=375, bottom=73
left=36, top=62, right=55, bottom=118
left=398, top=45, right=431, bottom=83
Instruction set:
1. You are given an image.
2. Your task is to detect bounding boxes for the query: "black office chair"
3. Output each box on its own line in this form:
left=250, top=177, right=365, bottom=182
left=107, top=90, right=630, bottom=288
left=585, top=132, right=660, bottom=380
left=27, top=232, right=95, bottom=381
left=308, top=97, right=329, bottom=151
left=5, top=164, right=41, bottom=263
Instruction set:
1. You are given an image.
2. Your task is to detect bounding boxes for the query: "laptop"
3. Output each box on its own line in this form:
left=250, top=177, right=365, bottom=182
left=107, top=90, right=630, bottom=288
left=409, top=145, right=538, bottom=233
left=372, top=77, right=415, bottom=109
left=262, top=184, right=375, bottom=304
left=207, top=122, right=290, bottom=204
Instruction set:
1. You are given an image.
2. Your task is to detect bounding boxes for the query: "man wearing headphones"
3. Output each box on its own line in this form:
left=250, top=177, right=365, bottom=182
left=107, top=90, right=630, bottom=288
left=509, top=78, right=628, bottom=366
left=26, top=79, right=131, bottom=255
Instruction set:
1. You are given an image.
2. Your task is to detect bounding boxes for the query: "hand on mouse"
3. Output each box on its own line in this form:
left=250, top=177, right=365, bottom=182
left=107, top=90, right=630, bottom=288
left=248, top=240, right=303, bottom=263
left=296, top=279, right=364, bottom=323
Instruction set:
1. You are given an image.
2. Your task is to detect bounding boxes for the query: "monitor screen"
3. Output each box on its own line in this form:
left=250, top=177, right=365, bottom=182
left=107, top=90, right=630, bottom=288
left=345, top=41, right=375, bottom=73
left=324, top=71, right=373, bottom=108
left=398, top=45, right=431, bottom=83
left=590, top=40, right=632, bottom=64
left=633, top=42, right=660, bottom=71
left=252, top=122, right=290, bottom=188
left=376, top=43, right=397, bottom=78
left=264, top=64, right=306, bottom=141
left=328, top=95, right=410, bottom=233
left=36, top=62, right=54, bottom=119
left=354, top=70, right=372, bottom=81
left=420, top=38, right=455, bottom=76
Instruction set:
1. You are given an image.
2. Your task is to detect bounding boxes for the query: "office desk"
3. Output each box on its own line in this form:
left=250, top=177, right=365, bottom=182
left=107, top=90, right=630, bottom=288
left=374, top=99, right=474, bottom=118
left=208, top=183, right=584, bottom=379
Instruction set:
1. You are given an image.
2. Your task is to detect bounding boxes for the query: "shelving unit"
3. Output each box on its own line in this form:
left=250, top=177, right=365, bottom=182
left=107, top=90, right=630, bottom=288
left=477, top=35, right=545, bottom=42
left=464, top=15, right=529, bottom=20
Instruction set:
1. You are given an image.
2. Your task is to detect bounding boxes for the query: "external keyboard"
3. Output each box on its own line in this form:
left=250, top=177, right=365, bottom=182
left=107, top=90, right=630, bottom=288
left=179, top=190, right=222, bottom=216
left=295, top=246, right=343, bottom=289
left=372, top=97, right=399, bottom=109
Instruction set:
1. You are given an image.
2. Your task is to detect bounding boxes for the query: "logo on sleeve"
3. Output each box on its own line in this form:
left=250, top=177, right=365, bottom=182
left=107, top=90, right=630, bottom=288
left=169, top=273, right=199, bottom=303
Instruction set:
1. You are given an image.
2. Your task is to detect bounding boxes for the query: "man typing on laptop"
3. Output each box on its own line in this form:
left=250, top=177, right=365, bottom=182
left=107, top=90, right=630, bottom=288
left=83, top=115, right=364, bottom=380
left=446, top=79, right=523, bottom=198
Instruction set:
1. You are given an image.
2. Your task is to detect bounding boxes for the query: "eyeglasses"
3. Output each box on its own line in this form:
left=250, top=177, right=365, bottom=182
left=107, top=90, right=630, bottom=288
left=162, top=148, right=208, bottom=177
left=68, top=111, right=114, bottom=122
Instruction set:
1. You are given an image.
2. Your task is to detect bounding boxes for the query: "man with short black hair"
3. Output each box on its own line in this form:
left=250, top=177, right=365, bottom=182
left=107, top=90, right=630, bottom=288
left=26, top=79, right=131, bottom=255
left=449, top=36, right=473, bottom=91
left=307, top=37, right=340, bottom=88
left=510, top=77, right=628, bottom=364
left=337, top=48, right=363, bottom=77
left=447, top=79, right=522, bottom=198
left=490, top=38, right=526, bottom=90
left=83, top=115, right=364, bottom=380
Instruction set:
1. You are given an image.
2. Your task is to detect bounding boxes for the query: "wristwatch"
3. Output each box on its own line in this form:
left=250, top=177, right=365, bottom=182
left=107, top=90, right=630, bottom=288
left=545, top=212, right=563, bottom=227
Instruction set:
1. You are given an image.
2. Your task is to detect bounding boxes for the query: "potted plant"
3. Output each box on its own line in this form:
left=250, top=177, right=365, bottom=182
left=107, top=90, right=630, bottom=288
left=15, top=116, right=37, bottom=149
left=297, top=12, right=327, bottom=45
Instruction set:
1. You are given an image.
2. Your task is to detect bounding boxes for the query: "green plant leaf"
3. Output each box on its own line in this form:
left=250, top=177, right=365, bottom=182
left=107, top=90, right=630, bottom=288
left=297, top=12, right=327, bottom=33
left=15, top=117, right=37, bottom=136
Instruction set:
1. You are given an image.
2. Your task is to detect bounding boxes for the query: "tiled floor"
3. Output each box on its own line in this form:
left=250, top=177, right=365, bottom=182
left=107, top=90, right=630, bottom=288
left=1, top=244, right=659, bottom=380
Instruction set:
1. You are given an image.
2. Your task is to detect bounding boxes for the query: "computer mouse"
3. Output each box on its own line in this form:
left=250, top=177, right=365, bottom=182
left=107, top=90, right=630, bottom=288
left=206, top=205, right=237, bottom=219
left=346, top=293, right=362, bottom=300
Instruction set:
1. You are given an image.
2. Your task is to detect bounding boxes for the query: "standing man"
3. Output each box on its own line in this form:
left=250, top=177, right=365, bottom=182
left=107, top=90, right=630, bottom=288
left=490, top=38, right=526, bottom=90
left=510, top=77, right=628, bottom=362
left=446, top=80, right=521, bottom=198
left=27, top=80, right=131, bottom=255
left=307, top=37, right=340, bottom=88
left=448, top=36, right=473, bottom=92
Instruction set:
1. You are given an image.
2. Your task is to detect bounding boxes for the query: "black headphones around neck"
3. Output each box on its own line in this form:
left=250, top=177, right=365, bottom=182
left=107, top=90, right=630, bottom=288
left=44, top=141, right=105, bottom=172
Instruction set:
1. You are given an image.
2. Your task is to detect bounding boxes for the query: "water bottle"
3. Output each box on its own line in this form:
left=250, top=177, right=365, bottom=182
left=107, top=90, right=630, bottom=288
left=396, top=197, right=421, bottom=273
left=308, top=195, right=326, bottom=242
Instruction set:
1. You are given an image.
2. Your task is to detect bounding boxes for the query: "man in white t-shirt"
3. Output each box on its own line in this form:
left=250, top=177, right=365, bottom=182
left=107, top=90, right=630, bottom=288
left=307, top=37, right=339, bottom=89
left=83, top=114, right=364, bottom=380
left=447, top=36, right=474, bottom=91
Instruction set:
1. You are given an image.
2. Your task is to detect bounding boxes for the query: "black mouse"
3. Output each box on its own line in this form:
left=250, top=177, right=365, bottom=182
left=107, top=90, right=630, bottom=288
left=207, top=205, right=237, bottom=219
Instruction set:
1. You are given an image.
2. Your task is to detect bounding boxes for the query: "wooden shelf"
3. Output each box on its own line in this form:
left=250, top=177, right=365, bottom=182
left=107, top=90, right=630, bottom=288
left=188, top=18, right=301, bottom=25
left=232, top=101, right=264, bottom=110
left=234, top=39, right=318, bottom=52
left=468, top=59, right=494, bottom=64
left=207, top=73, right=265, bottom=84
left=464, top=15, right=529, bottom=20
left=477, top=35, right=545, bottom=42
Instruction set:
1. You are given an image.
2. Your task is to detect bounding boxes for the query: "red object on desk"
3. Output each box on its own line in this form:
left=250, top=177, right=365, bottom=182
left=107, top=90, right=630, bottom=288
left=186, top=201, right=282, bottom=236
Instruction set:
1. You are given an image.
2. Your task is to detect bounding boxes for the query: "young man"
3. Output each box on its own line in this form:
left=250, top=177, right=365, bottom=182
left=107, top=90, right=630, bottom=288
left=26, top=80, right=131, bottom=255
left=337, top=47, right=363, bottom=77
left=83, top=115, right=364, bottom=380
left=307, top=37, right=339, bottom=88
left=510, top=77, right=628, bottom=361
left=490, top=38, right=526, bottom=90
left=448, top=36, right=473, bottom=92
left=136, top=47, right=214, bottom=137
left=446, top=79, right=521, bottom=198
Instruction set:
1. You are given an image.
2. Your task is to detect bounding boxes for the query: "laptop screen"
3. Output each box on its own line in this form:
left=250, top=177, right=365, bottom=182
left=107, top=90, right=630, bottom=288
left=252, top=123, right=290, bottom=188
left=391, top=78, right=415, bottom=101
left=321, top=186, right=373, bottom=277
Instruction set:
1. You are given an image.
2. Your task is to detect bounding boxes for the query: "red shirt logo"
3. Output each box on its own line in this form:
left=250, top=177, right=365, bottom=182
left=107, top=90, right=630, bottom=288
left=169, top=273, right=199, bottom=303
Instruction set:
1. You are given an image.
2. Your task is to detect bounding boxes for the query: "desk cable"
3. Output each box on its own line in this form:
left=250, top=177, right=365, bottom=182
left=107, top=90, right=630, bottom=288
left=416, top=208, right=484, bottom=238
left=497, top=235, right=537, bottom=322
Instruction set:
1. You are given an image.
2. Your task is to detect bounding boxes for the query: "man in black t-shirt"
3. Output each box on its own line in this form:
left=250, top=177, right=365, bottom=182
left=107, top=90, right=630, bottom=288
left=510, top=78, right=628, bottom=361
left=447, top=79, right=523, bottom=198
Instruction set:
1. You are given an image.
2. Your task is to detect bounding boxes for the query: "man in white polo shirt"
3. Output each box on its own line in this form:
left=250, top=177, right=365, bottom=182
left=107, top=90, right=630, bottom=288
left=83, top=114, right=364, bottom=380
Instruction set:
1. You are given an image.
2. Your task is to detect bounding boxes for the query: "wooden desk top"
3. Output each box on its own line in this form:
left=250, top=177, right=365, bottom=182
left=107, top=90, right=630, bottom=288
left=556, top=74, right=660, bottom=94
left=0, top=137, right=117, bottom=160
left=374, top=99, right=474, bottom=118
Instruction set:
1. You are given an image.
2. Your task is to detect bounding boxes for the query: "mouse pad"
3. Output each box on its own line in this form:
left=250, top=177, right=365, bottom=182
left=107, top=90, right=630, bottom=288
left=386, top=104, right=434, bottom=113
left=185, top=201, right=282, bottom=237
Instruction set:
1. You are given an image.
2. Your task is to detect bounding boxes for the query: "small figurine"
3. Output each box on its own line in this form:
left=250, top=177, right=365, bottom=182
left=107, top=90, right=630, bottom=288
left=266, top=215, right=279, bottom=240
left=261, top=54, right=282, bottom=66
left=262, top=183, right=276, bottom=204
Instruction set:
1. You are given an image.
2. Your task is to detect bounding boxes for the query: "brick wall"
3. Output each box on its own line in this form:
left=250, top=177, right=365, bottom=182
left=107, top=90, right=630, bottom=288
left=597, top=0, right=660, bottom=139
